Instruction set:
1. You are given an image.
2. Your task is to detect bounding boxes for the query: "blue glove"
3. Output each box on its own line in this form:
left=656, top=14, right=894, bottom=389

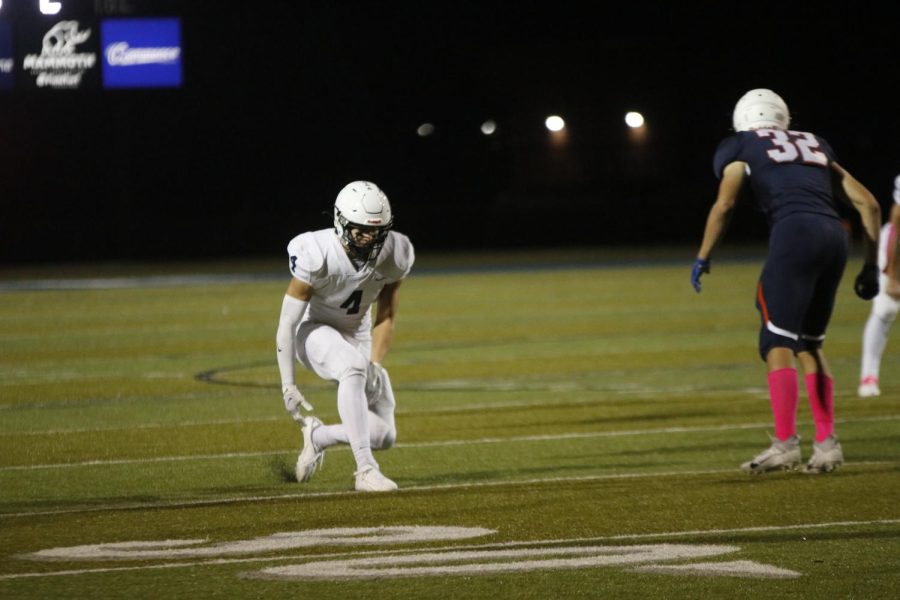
left=691, top=258, right=710, bottom=293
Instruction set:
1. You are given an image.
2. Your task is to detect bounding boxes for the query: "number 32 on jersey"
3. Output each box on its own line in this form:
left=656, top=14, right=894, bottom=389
left=756, top=130, right=828, bottom=166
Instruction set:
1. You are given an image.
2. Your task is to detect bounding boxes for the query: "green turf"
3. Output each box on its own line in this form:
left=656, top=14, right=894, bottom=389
left=1, top=247, right=898, bottom=599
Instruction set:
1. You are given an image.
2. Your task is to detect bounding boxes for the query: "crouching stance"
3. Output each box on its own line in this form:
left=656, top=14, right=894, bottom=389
left=275, top=181, right=414, bottom=492
left=692, top=89, right=882, bottom=475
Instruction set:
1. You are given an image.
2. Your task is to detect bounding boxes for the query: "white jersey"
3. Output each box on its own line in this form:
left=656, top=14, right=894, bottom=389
left=878, top=221, right=896, bottom=272
left=286, top=229, right=414, bottom=336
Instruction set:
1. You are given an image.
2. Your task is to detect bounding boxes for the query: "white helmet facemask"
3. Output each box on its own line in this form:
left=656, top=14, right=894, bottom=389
left=732, top=88, right=791, bottom=132
left=333, top=181, right=394, bottom=262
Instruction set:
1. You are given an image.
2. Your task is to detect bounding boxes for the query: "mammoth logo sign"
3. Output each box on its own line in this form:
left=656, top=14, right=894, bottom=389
left=21, top=20, right=99, bottom=89
left=0, top=14, right=182, bottom=91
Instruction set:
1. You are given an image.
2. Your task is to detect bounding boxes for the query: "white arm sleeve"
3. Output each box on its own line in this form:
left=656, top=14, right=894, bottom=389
left=276, top=294, right=308, bottom=389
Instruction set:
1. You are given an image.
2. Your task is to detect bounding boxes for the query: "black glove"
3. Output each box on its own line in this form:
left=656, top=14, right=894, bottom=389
left=854, top=263, right=879, bottom=300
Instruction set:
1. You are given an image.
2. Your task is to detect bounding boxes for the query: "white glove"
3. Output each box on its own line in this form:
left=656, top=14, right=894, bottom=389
left=365, top=362, right=386, bottom=401
left=283, top=384, right=313, bottom=420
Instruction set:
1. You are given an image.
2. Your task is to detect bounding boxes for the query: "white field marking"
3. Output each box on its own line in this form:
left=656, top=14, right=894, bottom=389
left=401, top=387, right=770, bottom=412
left=6, top=518, right=899, bottom=582
left=630, top=560, right=799, bottom=579
left=0, top=391, right=230, bottom=411
left=396, top=379, right=766, bottom=395
left=1, top=416, right=283, bottom=437
left=0, top=378, right=881, bottom=433
left=0, top=382, right=758, bottom=418
left=0, top=391, right=753, bottom=435
left=27, top=527, right=497, bottom=561
left=1, top=463, right=896, bottom=520
left=3, top=413, right=899, bottom=472
left=249, top=544, right=748, bottom=581
left=0, top=370, right=191, bottom=384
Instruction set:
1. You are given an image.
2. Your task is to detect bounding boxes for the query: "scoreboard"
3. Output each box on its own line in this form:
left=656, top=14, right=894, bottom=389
left=0, top=0, right=182, bottom=90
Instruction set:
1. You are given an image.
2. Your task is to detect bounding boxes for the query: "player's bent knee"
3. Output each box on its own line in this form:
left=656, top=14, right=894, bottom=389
left=376, top=430, right=396, bottom=450
left=369, top=413, right=396, bottom=449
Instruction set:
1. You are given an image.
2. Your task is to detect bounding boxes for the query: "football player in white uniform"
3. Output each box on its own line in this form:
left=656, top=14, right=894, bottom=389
left=858, top=174, right=900, bottom=397
left=275, top=181, right=414, bottom=492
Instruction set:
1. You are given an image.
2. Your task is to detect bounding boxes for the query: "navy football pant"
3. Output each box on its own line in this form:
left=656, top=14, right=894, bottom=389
left=755, top=213, right=848, bottom=361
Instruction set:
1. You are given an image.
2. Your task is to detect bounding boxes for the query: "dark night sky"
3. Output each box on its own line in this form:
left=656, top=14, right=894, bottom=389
left=1, top=1, right=898, bottom=264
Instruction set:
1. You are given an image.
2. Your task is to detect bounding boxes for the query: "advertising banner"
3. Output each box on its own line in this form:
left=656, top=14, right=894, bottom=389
left=19, top=18, right=100, bottom=89
left=101, top=18, right=182, bottom=89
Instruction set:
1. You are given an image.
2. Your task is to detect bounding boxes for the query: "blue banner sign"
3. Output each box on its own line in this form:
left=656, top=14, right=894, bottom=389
left=101, top=18, right=182, bottom=89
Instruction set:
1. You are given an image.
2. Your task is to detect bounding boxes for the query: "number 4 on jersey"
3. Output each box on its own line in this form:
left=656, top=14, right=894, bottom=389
left=340, top=290, right=363, bottom=314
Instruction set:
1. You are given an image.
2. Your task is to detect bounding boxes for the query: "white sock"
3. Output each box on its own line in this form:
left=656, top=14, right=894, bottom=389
left=336, top=373, right=377, bottom=470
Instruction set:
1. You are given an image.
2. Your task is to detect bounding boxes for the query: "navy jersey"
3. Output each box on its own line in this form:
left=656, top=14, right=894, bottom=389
left=712, top=129, right=841, bottom=225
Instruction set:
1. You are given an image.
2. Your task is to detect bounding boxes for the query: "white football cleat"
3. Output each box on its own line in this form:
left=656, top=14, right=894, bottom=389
left=741, top=434, right=801, bottom=474
left=857, top=376, right=880, bottom=398
left=354, top=465, right=398, bottom=492
left=295, top=416, right=325, bottom=483
left=804, top=435, right=843, bottom=474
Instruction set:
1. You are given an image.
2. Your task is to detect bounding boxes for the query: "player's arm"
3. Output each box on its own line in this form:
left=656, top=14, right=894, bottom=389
left=698, top=161, right=745, bottom=260
left=831, top=161, right=881, bottom=265
left=277, top=277, right=314, bottom=419
left=371, top=281, right=402, bottom=364
left=831, top=161, right=882, bottom=300
left=692, top=161, right=745, bottom=292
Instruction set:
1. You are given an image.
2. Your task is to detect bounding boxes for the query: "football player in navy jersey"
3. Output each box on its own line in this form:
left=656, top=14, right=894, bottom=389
left=691, top=89, right=882, bottom=474
left=858, top=174, right=900, bottom=397
left=275, top=181, right=415, bottom=492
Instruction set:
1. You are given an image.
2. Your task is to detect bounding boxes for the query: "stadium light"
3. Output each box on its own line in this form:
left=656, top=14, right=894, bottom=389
left=39, top=0, right=63, bottom=15
left=544, top=115, right=565, bottom=132
left=625, top=111, right=645, bottom=128
left=626, top=110, right=648, bottom=144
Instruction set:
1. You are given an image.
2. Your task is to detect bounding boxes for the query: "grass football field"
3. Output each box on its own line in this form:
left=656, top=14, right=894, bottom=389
left=1, top=247, right=898, bottom=599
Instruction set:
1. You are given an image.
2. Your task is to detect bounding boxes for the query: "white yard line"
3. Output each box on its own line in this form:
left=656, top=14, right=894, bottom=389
left=3, top=413, right=899, bottom=472
left=0, top=461, right=895, bottom=519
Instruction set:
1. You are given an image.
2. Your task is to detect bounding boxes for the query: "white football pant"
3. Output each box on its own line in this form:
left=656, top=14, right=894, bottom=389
left=860, top=223, right=899, bottom=380
left=296, top=322, right=397, bottom=470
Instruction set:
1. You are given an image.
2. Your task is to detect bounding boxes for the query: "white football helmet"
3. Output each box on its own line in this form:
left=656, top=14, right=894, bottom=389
left=333, top=181, right=393, bottom=261
left=732, top=88, right=790, bottom=132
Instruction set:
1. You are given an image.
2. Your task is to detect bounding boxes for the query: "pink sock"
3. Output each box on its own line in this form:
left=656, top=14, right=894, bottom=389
left=768, top=368, right=798, bottom=441
left=805, top=373, right=834, bottom=442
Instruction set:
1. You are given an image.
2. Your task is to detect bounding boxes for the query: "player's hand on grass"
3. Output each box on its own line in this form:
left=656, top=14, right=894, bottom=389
left=366, top=361, right=386, bottom=400
left=283, top=384, right=313, bottom=421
